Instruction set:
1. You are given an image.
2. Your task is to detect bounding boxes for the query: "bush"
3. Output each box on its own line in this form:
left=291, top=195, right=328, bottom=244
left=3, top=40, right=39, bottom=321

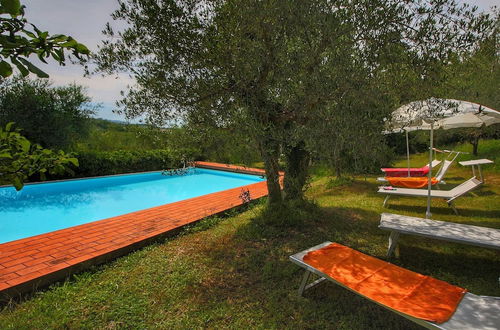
left=71, top=149, right=176, bottom=178
left=0, top=77, right=95, bottom=149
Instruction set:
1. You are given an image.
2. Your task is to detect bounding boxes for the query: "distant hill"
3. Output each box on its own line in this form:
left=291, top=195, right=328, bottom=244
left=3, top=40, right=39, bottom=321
left=89, top=118, right=148, bottom=128
left=72, top=118, right=171, bottom=152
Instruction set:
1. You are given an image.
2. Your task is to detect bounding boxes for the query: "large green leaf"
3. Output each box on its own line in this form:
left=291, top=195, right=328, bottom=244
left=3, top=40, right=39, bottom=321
left=0, top=151, right=12, bottom=158
left=5, top=121, right=14, bottom=131
left=0, top=0, right=21, bottom=16
left=18, top=58, right=49, bottom=78
left=0, top=60, right=13, bottom=77
left=10, top=57, right=29, bottom=76
left=75, top=43, right=90, bottom=54
left=67, top=157, right=79, bottom=166
left=49, top=34, right=69, bottom=43
left=18, top=137, right=31, bottom=152
left=61, top=39, right=78, bottom=48
left=11, top=176, right=23, bottom=191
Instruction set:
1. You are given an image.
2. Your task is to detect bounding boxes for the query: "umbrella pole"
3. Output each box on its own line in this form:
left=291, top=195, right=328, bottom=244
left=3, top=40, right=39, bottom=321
left=426, top=122, right=434, bottom=219
left=406, top=130, right=410, bottom=177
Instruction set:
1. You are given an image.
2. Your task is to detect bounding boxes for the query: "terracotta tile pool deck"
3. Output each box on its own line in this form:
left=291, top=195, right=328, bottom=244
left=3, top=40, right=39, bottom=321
left=0, top=162, right=270, bottom=300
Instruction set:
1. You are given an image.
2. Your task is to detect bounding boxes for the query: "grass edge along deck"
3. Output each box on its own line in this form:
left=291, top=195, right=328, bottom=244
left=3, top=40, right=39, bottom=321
left=0, top=162, right=269, bottom=301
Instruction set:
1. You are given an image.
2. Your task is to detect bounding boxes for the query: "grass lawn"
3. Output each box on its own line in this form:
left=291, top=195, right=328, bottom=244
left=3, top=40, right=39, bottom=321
left=0, top=141, right=499, bottom=329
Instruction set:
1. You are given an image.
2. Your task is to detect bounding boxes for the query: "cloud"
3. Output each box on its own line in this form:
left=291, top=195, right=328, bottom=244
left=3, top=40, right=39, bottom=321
left=24, top=1, right=130, bottom=120
left=46, top=72, right=134, bottom=104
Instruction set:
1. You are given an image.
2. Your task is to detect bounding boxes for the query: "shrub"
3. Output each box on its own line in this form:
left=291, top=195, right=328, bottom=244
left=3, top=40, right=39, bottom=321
left=0, top=77, right=95, bottom=149
left=71, top=149, right=176, bottom=178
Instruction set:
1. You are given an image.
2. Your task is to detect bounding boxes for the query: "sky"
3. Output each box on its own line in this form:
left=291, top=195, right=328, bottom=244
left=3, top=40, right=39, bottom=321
left=27, top=0, right=499, bottom=122
left=28, top=1, right=131, bottom=121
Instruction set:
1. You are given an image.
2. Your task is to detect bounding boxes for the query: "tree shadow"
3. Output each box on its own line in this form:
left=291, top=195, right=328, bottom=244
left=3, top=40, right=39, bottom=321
left=182, top=203, right=498, bottom=328
left=185, top=208, right=421, bottom=328
left=470, top=189, right=496, bottom=197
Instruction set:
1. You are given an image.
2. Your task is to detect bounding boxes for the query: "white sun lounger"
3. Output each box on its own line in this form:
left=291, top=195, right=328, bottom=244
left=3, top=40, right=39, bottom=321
left=379, top=213, right=500, bottom=257
left=378, top=177, right=482, bottom=214
left=290, top=242, right=500, bottom=330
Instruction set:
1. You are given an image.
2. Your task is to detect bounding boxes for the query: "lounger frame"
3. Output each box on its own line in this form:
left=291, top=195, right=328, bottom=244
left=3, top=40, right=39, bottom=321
left=379, top=213, right=500, bottom=258
left=290, top=242, right=500, bottom=330
left=379, top=177, right=482, bottom=215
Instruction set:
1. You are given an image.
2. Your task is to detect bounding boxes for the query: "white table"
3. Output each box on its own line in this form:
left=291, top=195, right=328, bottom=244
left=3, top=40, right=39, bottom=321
left=459, top=159, right=493, bottom=182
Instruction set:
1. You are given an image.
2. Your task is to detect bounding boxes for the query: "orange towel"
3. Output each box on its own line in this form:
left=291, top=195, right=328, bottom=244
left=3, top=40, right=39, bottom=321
left=303, top=243, right=466, bottom=324
left=386, top=177, right=439, bottom=188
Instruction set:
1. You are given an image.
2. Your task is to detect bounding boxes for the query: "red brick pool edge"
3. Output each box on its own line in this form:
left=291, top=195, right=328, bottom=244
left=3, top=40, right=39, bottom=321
left=0, top=162, right=269, bottom=300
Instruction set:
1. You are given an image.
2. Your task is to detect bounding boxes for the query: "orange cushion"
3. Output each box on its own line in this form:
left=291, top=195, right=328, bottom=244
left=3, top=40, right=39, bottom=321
left=386, top=177, right=439, bottom=188
left=303, top=243, right=466, bottom=324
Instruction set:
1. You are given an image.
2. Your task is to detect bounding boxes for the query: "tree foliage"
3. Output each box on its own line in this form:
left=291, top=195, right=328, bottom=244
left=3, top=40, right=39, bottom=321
left=442, top=10, right=499, bottom=155
left=0, top=122, right=78, bottom=190
left=95, top=0, right=493, bottom=206
left=0, top=1, right=91, bottom=189
left=0, top=0, right=89, bottom=78
left=0, top=76, right=96, bottom=149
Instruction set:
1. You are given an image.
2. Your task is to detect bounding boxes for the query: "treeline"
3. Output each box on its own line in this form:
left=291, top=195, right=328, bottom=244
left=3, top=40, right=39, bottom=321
left=1, top=74, right=498, bottom=184
left=0, top=77, right=263, bottom=181
left=387, top=127, right=500, bottom=157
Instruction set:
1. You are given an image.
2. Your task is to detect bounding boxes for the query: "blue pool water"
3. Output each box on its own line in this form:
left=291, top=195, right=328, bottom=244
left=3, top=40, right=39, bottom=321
left=0, top=168, right=264, bottom=244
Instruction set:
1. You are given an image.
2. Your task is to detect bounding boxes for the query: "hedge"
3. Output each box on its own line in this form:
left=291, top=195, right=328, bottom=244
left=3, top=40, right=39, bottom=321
left=73, top=149, right=178, bottom=178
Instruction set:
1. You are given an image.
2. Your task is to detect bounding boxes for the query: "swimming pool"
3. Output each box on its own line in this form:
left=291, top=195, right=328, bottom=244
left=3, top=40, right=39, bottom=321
left=0, top=168, right=265, bottom=244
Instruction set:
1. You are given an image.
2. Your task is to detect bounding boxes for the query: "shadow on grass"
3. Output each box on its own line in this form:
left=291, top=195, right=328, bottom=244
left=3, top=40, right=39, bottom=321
left=471, top=189, right=496, bottom=197
left=187, top=202, right=499, bottom=328
left=187, top=206, right=421, bottom=329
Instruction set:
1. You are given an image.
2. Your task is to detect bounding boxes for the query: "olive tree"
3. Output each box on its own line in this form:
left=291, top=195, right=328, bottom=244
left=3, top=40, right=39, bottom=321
left=443, top=10, right=499, bottom=155
left=95, top=0, right=492, bottom=206
left=0, top=77, right=95, bottom=149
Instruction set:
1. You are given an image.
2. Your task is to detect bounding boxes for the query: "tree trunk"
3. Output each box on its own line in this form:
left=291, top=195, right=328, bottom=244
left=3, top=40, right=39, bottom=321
left=333, top=145, right=342, bottom=178
left=258, top=137, right=283, bottom=205
left=283, top=141, right=310, bottom=201
left=471, top=136, right=479, bottom=156
left=335, top=163, right=342, bottom=178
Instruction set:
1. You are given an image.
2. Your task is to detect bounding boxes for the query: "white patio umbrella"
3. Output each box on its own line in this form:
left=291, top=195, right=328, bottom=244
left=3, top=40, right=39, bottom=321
left=387, top=98, right=500, bottom=218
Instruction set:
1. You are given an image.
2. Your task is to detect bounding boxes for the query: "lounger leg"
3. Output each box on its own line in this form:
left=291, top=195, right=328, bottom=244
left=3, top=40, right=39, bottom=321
left=387, top=231, right=400, bottom=258
left=448, top=201, right=459, bottom=215
left=298, top=270, right=311, bottom=296
left=298, top=270, right=327, bottom=296
left=383, top=196, right=391, bottom=207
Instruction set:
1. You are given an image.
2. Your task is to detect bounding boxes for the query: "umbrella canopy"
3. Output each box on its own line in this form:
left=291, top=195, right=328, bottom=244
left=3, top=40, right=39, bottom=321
left=389, top=98, right=500, bottom=131
left=386, top=98, right=500, bottom=218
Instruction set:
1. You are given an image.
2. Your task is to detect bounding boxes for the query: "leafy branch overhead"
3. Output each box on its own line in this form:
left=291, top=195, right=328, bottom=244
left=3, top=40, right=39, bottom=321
left=0, top=122, right=78, bottom=190
left=0, top=0, right=90, bottom=78
left=95, top=0, right=494, bottom=206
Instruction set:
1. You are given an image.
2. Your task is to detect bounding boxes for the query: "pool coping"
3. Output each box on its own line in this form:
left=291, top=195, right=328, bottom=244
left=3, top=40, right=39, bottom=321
left=0, top=162, right=270, bottom=301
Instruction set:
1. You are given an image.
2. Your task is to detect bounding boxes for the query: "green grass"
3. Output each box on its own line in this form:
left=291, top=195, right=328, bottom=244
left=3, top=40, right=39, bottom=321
left=0, top=141, right=499, bottom=329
